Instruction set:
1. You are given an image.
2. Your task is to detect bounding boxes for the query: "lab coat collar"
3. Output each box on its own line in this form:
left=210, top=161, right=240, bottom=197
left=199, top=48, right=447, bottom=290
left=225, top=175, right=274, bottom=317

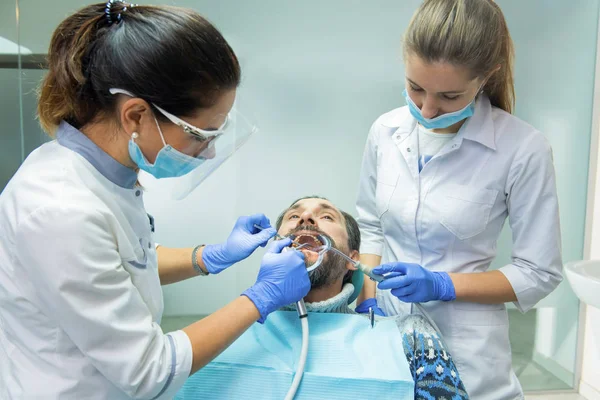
left=379, top=94, right=497, bottom=151
left=56, top=121, right=138, bottom=188
left=460, top=94, right=497, bottom=150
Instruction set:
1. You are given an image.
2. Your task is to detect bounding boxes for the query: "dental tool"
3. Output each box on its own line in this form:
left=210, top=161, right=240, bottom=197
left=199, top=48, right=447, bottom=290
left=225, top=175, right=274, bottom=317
left=252, top=224, right=288, bottom=241
left=317, top=244, right=385, bottom=282
left=252, top=224, right=312, bottom=252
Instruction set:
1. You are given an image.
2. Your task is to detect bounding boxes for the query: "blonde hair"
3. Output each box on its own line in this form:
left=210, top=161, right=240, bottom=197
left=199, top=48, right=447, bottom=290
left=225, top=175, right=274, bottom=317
left=403, top=0, right=515, bottom=114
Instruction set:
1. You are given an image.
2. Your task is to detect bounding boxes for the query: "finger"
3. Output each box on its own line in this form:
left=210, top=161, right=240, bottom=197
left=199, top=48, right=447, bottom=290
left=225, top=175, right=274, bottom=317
left=255, top=227, right=277, bottom=244
left=267, top=238, right=292, bottom=253
left=396, top=292, right=422, bottom=303
left=372, top=262, right=409, bottom=276
left=377, top=274, right=413, bottom=290
left=292, top=248, right=306, bottom=260
left=381, top=272, right=404, bottom=279
left=248, top=213, right=271, bottom=232
left=390, top=283, right=417, bottom=299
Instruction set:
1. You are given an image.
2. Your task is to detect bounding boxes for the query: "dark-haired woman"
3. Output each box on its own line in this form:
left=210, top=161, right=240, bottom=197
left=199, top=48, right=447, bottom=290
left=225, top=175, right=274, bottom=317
left=0, top=2, right=310, bottom=398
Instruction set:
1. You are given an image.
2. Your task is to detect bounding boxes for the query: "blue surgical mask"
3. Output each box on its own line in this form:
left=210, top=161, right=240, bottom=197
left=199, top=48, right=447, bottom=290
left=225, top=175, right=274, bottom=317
left=403, top=89, right=477, bottom=130
left=128, top=117, right=207, bottom=179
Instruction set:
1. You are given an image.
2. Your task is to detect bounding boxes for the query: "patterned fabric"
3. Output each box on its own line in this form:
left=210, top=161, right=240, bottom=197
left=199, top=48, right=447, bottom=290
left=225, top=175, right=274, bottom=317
left=398, top=314, right=469, bottom=400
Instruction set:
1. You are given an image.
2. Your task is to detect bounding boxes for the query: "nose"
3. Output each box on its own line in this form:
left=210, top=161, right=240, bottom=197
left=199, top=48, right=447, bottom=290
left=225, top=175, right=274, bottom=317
left=197, top=138, right=217, bottom=159
left=419, top=96, right=439, bottom=119
left=298, top=210, right=317, bottom=227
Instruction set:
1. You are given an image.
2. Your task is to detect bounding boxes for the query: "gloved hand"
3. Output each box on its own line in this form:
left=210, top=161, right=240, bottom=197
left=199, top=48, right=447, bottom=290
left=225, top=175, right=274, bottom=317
left=373, top=262, right=456, bottom=303
left=202, top=214, right=276, bottom=274
left=355, top=298, right=386, bottom=316
left=242, top=238, right=310, bottom=323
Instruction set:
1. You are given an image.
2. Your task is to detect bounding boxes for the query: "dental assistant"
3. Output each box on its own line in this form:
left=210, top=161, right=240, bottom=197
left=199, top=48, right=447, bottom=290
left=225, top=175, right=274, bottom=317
left=355, top=1, right=562, bottom=399
left=0, top=2, right=310, bottom=399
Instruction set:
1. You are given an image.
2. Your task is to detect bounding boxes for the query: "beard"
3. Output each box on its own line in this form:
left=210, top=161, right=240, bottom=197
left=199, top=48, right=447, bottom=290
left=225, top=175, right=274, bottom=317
left=286, top=225, right=349, bottom=291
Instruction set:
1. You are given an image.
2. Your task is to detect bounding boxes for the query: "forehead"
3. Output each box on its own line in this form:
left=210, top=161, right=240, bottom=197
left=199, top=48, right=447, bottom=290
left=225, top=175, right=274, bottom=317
left=405, top=54, right=475, bottom=89
left=287, top=198, right=343, bottom=219
left=187, top=89, right=236, bottom=130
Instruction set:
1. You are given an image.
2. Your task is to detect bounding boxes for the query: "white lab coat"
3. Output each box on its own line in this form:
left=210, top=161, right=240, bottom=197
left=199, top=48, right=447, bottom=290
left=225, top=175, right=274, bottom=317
left=0, top=122, right=192, bottom=399
left=356, top=95, right=563, bottom=400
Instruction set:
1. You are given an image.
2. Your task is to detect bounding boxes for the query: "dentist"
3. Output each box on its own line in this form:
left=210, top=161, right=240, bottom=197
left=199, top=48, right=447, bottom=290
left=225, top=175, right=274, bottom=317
left=0, top=2, right=309, bottom=399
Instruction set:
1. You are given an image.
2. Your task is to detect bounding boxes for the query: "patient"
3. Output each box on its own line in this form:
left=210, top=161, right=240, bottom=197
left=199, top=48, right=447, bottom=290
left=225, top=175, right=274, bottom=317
left=176, top=197, right=469, bottom=400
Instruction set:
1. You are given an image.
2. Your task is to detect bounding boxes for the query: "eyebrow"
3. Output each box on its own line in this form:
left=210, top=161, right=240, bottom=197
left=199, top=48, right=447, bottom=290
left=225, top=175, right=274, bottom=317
left=406, top=78, right=467, bottom=95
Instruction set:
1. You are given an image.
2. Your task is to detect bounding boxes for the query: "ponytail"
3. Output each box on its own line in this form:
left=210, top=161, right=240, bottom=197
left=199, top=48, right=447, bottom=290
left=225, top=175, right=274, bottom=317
left=38, top=4, right=107, bottom=136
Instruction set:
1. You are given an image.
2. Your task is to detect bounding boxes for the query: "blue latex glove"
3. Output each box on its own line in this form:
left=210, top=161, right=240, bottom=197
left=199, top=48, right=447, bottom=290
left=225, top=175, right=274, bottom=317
left=242, top=238, right=311, bottom=323
left=373, top=262, right=456, bottom=303
left=202, top=214, right=276, bottom=274
left=355, top=298, right=386, bottom=316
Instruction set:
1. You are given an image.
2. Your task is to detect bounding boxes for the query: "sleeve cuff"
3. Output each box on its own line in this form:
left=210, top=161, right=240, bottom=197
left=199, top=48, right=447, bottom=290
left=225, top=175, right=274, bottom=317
left=498, top=263, right=534, bottom=313
left=154, top=330, right=193, bottom=399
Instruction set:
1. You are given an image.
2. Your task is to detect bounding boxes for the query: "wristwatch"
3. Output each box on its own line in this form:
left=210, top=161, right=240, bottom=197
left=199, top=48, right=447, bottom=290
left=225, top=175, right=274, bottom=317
left=192, top=244, right=209, bottom=276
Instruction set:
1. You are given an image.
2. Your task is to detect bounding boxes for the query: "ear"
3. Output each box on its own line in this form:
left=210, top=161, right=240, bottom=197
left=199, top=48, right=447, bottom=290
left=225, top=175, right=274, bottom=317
left=346, top=249, right=359, bottom=271
left=118, top=97, right=154, bottom=137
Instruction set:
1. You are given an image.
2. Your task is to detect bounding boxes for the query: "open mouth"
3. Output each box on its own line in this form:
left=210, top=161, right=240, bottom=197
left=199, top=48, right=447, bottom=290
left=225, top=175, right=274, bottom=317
left=291, top=232, right=327, bottom=266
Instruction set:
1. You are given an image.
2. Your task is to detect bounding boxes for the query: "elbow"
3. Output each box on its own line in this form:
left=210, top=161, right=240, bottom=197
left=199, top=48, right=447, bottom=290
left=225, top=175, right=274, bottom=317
left=502, top=257, right=564, bottom=313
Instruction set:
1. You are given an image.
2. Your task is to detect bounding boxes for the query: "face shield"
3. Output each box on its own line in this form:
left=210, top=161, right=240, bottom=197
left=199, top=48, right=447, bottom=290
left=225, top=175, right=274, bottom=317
left=110, top=88, right=257, bottom=200
left=160, top=97, right=257, bottom=200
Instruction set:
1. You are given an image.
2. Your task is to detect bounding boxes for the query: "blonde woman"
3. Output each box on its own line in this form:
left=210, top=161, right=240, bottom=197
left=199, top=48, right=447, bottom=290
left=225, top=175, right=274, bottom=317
left=355, top=1, right=562, bottom=398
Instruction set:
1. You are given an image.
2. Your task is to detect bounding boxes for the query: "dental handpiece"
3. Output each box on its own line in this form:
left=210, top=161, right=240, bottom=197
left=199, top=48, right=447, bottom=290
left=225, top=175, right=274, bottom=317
left=324, top=246, right=385, bottom=282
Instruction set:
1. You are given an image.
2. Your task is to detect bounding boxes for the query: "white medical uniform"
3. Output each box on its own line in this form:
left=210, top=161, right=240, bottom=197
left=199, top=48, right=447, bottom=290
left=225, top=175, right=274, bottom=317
left=356, top=94, right=563, bottom=400
left=0, top=122, right=192, bottom=399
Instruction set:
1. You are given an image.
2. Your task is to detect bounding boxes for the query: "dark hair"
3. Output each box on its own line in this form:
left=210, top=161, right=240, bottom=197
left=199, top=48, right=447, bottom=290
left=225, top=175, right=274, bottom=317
left=275, top=196, right=361, bottom=285
left=38, top=2, right=240, bottom=136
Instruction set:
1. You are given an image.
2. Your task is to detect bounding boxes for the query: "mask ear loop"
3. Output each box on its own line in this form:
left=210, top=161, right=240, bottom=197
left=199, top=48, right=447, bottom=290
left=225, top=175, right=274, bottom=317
left=153, top=117, right=168, bottom=147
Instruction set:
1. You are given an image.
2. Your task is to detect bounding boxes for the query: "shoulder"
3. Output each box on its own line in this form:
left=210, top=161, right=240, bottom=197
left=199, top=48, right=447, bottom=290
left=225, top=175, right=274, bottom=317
left=372, top=106, right=411, bottom=131
left=492, top=107, right=552, bottom=154
left=7, top=142, right=112, bottom=238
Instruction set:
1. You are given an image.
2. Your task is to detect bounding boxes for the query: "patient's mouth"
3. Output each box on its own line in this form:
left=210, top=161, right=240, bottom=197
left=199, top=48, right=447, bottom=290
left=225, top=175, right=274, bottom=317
left=291, top=233, right=327, bottom=266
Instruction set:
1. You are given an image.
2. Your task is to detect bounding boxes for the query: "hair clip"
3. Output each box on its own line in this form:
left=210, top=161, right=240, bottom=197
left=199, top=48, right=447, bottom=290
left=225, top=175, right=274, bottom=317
left=105, top=0, right=137, bottom=25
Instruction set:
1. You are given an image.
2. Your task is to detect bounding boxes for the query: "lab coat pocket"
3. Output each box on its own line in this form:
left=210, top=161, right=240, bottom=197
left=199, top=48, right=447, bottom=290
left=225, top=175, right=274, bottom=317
left=439, top=184, right=498, bottom=240
left=449, top=302, right=510, bottom=362
left=375, top=168, right=399, bottom=218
